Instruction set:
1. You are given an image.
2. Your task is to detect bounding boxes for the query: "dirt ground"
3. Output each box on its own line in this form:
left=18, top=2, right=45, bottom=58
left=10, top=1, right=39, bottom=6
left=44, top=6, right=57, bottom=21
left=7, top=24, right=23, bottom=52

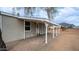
left=7, top=29, right=79, bottom=51
left=39, top=29, right=79, bottom=51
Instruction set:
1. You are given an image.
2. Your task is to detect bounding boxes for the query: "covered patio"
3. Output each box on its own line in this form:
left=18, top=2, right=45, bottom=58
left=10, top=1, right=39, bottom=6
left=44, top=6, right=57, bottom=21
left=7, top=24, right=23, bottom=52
left=0, top=12, right=61, bottom=50
left=19, top=17, right=61, bottom=44
left=6, top=32, right=59, bottom=51
left=6, top=19, right=61, bottom=51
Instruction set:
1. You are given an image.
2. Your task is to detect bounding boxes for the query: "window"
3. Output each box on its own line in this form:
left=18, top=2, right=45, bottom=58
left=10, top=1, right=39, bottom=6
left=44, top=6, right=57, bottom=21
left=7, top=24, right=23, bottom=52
left=25, top=21, right=30, bottom=31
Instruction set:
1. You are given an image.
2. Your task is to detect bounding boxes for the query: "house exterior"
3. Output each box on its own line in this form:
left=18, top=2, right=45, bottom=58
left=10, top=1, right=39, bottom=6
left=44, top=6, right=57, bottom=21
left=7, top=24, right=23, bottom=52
left=0, top=12, right=61, bottom=44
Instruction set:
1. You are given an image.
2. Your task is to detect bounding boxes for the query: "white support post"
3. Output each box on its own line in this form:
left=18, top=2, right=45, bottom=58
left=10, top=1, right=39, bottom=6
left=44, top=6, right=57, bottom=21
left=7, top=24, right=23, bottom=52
left=45, top=23, right=48, bottom=44
left=58, top=26, right=59, bottom=35
left=58, top=25, right=61, bottom=35
left=58, top=26, right=60, bottom=35
left=24, top=20, right=25, bottom=40
left=53, top=26, right=55, bottom=38
left=55, top=26, right=58, bottom=36
left=59, top=25, right=61, bottom=34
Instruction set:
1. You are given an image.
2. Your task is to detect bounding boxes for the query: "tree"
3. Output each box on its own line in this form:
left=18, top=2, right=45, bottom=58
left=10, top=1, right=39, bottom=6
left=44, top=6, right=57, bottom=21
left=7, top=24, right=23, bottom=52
left=12, top=7, right=23, bottom=16
left=40, top=7, right=57, bottom=20
left=12, top=7, right=15, bottom=15
left=24, top=7, right=36, bottom=17
left=13, top=7, right=57, bottom=20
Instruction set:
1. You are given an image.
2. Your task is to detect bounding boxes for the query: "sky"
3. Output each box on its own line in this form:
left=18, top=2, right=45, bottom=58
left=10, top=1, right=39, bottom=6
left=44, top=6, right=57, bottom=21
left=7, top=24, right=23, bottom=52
left=0, top=7, right=48, bottom=18
left=53, top=7, right=79, bottom=26
left=0, top=7, right=79, bottom=26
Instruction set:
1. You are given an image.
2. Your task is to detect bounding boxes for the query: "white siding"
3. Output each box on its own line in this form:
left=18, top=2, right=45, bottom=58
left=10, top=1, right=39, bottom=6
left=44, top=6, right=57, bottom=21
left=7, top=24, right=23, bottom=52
left=2, top=15, right=24, bottom=43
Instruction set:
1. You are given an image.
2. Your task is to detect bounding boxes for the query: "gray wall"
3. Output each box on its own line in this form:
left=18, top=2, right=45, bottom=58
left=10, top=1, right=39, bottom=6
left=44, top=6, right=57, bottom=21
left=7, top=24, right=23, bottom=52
left=2, top=15, right=24, bottom=43
left=0, top=15, right=2, bottom=31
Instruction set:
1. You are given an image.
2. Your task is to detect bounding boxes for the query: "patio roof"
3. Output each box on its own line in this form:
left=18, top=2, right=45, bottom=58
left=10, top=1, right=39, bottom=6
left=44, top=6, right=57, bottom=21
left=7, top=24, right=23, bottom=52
left=0, top=11, right=59, bottom=26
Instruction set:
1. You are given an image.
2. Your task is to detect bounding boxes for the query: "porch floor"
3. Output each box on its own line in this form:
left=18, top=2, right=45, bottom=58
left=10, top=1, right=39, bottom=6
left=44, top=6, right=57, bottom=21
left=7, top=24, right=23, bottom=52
left=6, top=33, right=55, bottom=51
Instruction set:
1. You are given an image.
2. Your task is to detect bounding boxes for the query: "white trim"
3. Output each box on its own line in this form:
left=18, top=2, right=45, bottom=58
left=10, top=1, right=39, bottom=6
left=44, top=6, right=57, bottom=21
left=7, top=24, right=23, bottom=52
left=36, top=23, right=38, bottom=35
left=24, top=20, right=25, bottom=40
left=55, top=26, right=58, bottom=36
left=58, top=26, right=60, bottom=35
left=59, top=25, right=61, bottom=34
left=53, top=26, right=55, bottom=39
left=45, top=23, right=48, bottom=44
left=25, top=21, right=31, bottom=32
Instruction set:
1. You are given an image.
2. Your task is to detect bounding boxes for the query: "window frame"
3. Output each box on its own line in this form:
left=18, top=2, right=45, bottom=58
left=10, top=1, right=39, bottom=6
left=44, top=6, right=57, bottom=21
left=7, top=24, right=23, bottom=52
left=25, top=21, right=31, bottom=31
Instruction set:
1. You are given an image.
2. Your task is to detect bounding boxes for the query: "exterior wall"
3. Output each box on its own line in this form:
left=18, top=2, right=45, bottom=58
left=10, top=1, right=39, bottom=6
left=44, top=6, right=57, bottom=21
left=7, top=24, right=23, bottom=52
left=38, top=23, right=45, bottom=35
left=31, top=22, right=37, bottom=36
left=25, top=22, right=45, bottom=38
left=1, top=14, right=46, bottom=42
left=25, top=22, right=37, bottom=38
left=0, top=15, right=2, bottom=31
left=2, top=15, right=24, bottom=43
